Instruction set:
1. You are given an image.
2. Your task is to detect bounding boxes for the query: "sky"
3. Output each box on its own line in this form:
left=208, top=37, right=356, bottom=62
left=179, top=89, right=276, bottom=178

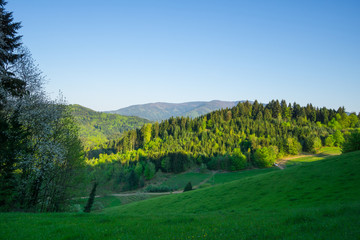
left=7, top=0, right=360, bottom=112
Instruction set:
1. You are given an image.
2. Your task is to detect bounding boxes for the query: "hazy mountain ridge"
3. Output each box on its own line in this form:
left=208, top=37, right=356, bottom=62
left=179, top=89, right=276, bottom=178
left=106, top=100, right=242, bottom=121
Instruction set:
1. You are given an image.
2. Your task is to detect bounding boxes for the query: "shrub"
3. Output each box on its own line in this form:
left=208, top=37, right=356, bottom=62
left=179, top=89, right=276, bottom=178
left=183, top=182, right=193, bottom=192
left=253, top=146, right=278, bottom=168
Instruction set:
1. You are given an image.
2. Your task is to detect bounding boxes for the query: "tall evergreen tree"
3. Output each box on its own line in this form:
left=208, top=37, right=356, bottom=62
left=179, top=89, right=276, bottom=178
left=0, top=0, right=27, bottom=209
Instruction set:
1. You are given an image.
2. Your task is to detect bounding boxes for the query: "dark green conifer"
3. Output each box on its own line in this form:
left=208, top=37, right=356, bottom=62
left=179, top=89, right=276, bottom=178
left=84, top=182, right=98, bottom=213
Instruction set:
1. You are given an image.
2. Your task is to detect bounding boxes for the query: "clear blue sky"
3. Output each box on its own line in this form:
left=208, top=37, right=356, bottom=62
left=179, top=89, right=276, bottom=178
left=8, top=0, right=360, bottom=112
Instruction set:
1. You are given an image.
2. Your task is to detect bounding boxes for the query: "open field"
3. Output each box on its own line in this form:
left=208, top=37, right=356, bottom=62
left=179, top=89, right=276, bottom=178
left=1, top=150, right=359, bottom=239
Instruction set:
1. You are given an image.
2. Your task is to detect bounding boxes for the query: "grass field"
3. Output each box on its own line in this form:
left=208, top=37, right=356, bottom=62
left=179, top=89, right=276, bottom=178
left=1, top=150, right=359, bottom=239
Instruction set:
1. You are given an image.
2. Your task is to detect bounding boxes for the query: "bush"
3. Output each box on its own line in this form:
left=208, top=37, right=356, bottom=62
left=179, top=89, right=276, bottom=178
left=183, top=182, right=193, bottom=192
left=325, top=135, right=335, bottom=147
left=342, top=129, right=360, bottom=153
left=253, top=146, right=278, bottom=168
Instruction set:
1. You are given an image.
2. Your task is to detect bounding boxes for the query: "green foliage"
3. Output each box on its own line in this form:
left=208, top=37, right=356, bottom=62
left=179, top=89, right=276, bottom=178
left=126, top=170, right=139, bottom=190
left=304, top=136, right=322, bottom=153
left=254, top=146, right=278, bottom=168
left=134, top=162, right=144, bottom=176
left=183, top=182, right=193, bottom=192
left=144, top=161, right=156, bottom=180
left=333, top=130, right=345, bottom=147
left=230, top=148, right=247, bottom=170
left=161, top=156, right=171, bottom=172
left=86, top=100, right=357, bottom=192
left=325, top=135, right=335, bottom=147
left=285, top=137, right=302, bottom=155
left=342, top=129, right=360, bottom=153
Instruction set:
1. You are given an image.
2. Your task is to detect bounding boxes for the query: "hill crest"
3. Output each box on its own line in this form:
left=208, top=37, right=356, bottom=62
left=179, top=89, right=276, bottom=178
left=106, top=100, right=243, bottom=121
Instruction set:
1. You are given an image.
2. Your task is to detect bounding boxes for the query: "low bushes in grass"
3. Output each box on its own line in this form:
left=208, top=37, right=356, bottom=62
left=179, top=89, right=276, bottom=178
left=145, top=184, right=178, bottom=192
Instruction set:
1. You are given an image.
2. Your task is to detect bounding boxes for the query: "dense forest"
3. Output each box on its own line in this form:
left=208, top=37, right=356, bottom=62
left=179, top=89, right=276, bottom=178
left=86, top=100, right=360, bottom=191
left=71, top=104, right=150, bottom=149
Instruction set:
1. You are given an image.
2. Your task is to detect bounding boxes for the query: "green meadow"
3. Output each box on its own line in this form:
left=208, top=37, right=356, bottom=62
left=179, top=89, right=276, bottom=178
left=1, top=150, right=360, bottom=240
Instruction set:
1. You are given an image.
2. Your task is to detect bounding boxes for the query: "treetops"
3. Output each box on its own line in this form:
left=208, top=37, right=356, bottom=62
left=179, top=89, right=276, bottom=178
left=87, top=100, right=359, bottom=173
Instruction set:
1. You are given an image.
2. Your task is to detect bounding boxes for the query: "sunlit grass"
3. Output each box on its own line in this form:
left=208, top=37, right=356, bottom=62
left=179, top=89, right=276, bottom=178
left=1, top=150, right=359, bottom=240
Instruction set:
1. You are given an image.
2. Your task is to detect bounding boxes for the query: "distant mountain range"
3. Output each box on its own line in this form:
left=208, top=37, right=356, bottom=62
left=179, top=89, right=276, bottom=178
left=106, top=100, right=242, bottom=121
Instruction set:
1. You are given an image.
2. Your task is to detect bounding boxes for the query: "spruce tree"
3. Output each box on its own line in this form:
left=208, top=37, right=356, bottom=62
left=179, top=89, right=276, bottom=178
left=84, top=182, right=98, bottom=213
left=0, top=0, right=26, bottom=210
left=0, top=0, right=25, bottom=97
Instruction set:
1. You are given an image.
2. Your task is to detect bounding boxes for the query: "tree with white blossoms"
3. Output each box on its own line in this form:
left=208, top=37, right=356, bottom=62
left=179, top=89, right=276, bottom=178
left=0, top=0, right=84, bottom=211
left=2, top=47, right=85, bottom=212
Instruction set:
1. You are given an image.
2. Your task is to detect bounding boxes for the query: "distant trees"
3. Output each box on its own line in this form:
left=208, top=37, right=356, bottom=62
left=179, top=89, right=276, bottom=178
left=85, top=99, right=359, bottom=193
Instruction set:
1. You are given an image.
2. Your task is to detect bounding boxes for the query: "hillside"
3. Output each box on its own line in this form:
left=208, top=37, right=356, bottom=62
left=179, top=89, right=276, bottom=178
left=70, top=104, right=150, bottom=149
left=1, top=151, right=359, bottom=239
left=106, top=100, right=240, bottom=121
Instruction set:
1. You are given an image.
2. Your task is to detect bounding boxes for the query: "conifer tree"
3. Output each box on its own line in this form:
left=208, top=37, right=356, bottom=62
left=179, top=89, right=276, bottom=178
left=0, top=0, right=26, bottom=209
left=84, top=182, right=98, bottom=213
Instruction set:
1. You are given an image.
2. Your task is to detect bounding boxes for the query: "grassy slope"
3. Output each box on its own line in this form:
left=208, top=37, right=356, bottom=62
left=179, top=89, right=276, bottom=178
left=1, top=151, right=360, bottom=240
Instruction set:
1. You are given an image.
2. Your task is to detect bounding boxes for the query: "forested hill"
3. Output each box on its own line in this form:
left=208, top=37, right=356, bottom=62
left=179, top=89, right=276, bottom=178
left=70, top=104, right=151, bottom=149
left=93, top=100, right=360, bottom=173
left=106, top=100, right=240, bottom=121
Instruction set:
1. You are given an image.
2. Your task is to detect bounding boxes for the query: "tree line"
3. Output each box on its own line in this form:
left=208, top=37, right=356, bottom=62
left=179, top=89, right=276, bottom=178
left=85, top=99, right=359, bottom=191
